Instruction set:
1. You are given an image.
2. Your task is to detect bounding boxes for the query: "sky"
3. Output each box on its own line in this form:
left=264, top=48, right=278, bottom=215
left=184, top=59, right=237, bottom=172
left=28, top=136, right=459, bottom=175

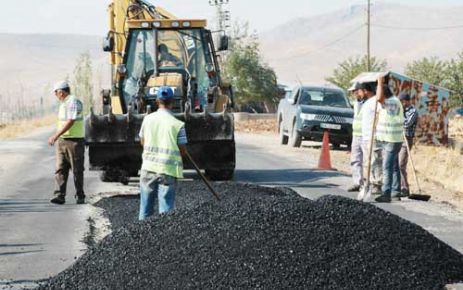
left=0, top=0, right=462, bottom=36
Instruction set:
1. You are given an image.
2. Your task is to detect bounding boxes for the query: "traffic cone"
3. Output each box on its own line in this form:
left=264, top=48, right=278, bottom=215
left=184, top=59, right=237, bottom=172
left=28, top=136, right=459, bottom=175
left=318, top=130, right=333, bottom=170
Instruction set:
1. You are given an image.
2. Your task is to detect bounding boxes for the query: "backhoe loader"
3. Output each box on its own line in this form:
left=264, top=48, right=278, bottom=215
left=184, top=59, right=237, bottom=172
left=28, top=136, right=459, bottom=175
left=85, top=0, right=235, bottom=183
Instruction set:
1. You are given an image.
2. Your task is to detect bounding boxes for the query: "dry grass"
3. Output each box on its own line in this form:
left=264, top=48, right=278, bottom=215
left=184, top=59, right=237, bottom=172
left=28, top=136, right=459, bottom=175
left=235, top=119, right=278, bottom=134
left=0, top=115, right=55, bottom=139
left=449, top=116, right=463, bottom=140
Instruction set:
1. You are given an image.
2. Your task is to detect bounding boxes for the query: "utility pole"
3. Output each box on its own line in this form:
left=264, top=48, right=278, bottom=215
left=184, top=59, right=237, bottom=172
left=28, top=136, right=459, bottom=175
left=208, top=0, right=231, bottom=33
left=367, top=0, right=371, bottom=71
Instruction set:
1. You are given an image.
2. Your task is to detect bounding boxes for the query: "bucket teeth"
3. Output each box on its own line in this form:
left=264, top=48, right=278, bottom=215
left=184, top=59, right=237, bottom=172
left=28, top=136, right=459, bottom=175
left=107, top=106, right=115, bottom=123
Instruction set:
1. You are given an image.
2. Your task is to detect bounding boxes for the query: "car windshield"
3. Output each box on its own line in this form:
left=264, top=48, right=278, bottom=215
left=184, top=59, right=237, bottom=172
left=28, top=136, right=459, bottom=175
left=299, top=89, right=349, bottom=108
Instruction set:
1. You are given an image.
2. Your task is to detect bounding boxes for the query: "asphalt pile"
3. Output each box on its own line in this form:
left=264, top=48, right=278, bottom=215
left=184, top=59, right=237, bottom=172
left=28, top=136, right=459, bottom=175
left=38, top=182, right=463, bottom=290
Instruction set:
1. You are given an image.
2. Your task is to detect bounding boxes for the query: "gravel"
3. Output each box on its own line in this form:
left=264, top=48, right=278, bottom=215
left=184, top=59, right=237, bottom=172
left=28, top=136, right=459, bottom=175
left=38, top=181, right=463, bottom=289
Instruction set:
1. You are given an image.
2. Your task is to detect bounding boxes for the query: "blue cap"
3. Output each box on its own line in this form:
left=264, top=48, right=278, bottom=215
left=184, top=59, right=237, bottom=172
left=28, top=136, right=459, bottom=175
left=157, top=86, right=174, bottom=101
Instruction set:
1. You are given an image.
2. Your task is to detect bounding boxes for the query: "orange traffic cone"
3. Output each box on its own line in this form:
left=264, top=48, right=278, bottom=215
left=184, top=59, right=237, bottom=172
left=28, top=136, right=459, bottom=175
left=318, top=130, right=333, bottom=170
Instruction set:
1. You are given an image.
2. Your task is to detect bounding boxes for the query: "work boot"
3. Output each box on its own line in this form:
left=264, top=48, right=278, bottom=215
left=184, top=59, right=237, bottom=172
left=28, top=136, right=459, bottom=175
left=391, top=192, right=401, bottom=201
left=399, top=188, right=410, bottom=198
left=375, top=195, right=391, bottom=203
left=50, top=195, right=65, bottom=205
left=76, top=195, right=86, bottom=205
left=347, top=184, right=361, bottom=192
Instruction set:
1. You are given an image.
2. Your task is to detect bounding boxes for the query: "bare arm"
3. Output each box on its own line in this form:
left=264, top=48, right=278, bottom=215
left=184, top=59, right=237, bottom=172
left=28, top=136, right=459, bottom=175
left=376, top=76, right=386, bottom=105
left=48, top=119, right=75, bottom=146
left=178, top=144, right=188, bottom=157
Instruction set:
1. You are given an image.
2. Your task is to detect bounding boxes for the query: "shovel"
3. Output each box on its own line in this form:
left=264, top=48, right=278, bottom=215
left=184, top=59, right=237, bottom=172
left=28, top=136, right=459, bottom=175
left=357, top=96, right=380, bottom=202
left=402, top=133, right=431, bottom=201
left=184, top=150, right=221, bottom=201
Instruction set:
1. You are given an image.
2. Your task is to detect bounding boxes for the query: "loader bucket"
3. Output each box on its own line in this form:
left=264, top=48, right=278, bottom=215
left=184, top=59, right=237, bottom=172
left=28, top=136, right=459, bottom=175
left=85, top=109, right=235, bottom=182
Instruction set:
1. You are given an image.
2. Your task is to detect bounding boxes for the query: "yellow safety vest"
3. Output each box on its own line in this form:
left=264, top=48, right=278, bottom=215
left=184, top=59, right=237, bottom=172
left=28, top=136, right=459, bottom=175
left=141, top=110, right=184, bottom=178
left=376, top=96, right=404, bottom=143
left=352, top=101, right=363, bottom=137
left=58, top=95, right=84, bottom=138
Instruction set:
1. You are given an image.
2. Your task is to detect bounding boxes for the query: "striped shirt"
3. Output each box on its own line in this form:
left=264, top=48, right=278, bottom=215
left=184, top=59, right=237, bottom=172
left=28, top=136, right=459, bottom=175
left=403, top=105, right=418, bottom=137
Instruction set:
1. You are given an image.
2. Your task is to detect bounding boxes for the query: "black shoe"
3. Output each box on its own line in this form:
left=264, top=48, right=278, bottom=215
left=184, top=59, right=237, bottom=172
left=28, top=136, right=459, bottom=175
left=50, top=195, right=65, bottom=205
left=399, top=188, right=410, bottom=198
left=76, top=196, right=86, bottom=205
left=347, top=184, right=361, bottom=192
left=375, top=195, right=391, bottom=203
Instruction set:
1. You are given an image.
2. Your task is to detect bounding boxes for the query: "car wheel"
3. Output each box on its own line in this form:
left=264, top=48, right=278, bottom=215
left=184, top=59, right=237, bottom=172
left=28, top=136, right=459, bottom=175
left=279, top=121, right=288, bottom=145
left=331, top=142, right=341, bottom=150
left=290, top=123, right=302, bottom=148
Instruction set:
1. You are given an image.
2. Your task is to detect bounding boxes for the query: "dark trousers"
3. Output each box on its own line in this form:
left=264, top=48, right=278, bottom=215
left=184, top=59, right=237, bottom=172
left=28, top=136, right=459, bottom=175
left=54, top=138, right=85, bottom=197
left=399, top=136, right=414, bottom=191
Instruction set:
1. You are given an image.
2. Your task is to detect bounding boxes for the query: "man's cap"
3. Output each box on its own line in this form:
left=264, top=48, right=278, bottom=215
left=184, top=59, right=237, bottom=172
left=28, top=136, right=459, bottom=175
left=399, top=92, right=411, bottom=101
left=348, top=82, right=361, bottom=92
left=53, top=81, right=70, bottom=92
left=157, top=86, right=174, bottom=101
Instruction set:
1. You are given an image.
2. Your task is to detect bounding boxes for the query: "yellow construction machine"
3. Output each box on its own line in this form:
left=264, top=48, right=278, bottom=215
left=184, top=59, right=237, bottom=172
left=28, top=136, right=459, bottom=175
left=85, top=0, right=235, bottom=183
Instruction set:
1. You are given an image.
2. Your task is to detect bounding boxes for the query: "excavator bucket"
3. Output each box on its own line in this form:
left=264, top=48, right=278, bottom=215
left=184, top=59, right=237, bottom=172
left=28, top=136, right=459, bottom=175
left=85, top=109, right=235, bottom=182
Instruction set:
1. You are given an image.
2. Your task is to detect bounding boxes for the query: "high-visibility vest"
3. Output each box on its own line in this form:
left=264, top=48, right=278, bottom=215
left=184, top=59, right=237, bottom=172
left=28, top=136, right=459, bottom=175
left=141, top=110, right=184, bottom=178
left=352, top=101, right=363, bottom=137
left=376, top=96, right=404, bottom=143
left=58, top=95, right=84, bottom=138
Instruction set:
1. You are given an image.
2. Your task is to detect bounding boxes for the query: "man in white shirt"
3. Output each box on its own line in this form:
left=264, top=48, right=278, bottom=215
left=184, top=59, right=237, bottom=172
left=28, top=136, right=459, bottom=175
left=358, top=82, right=382, bottom=194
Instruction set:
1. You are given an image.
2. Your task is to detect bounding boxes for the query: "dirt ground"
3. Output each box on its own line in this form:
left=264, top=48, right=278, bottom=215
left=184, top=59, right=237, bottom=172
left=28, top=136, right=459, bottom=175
left=236, top=118, right=463, bottom=211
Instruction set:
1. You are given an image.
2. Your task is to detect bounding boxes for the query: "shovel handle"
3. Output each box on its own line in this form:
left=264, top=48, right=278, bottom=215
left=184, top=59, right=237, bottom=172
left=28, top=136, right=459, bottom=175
left=184, top=150, right=221, bottom=201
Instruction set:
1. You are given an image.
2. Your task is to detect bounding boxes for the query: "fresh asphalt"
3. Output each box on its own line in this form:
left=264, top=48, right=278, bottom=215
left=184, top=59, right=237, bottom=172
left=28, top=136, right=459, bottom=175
left=1, top=128, right=463, bottom=289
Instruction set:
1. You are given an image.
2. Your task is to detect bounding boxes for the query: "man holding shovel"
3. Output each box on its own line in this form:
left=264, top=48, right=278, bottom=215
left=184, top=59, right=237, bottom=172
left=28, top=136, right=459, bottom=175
left=348, top=82, right=364, bottom=192
left=398, top=93, right=418, bottom=197
left=358, top=82, right=383, bottom=196
left=375, top=76, right=405, bottom=203
left=138, top=86, right=188, bottom=220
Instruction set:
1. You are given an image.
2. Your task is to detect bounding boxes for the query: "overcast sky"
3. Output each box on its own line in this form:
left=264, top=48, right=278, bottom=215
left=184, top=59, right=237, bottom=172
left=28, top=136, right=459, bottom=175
left=1, top=0, right=462, bottom=36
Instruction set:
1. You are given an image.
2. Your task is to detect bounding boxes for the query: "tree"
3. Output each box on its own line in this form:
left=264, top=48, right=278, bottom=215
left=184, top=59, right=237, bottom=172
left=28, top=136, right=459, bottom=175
left=224, top=22, right=278, bottom=112
left=325, top=56, right=387, bottom=91
left=72, top=52, right=94, bottom=114
left=404, top=56, right=448, bottom=87
left=445, top=52, right=463, bottom=107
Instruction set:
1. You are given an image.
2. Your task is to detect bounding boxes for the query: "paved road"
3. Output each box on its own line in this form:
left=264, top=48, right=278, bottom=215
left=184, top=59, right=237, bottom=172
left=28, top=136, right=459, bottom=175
left=1, top=129, right=463, bottom=289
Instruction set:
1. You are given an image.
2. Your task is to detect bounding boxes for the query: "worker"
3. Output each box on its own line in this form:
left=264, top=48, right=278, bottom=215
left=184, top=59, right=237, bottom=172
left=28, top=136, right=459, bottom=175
left=358, top=82, right=383, bottom=195
left=375, top=76, right=405, bottom=203
left=348, top=82, right=364, bottom=192
left=398, top=92, right=418, bottom=197
left=158, top=44, right=182, bottom=67
left=48, top=81, right=85, bottom=205
left=138, top=86, right=188, bottom=220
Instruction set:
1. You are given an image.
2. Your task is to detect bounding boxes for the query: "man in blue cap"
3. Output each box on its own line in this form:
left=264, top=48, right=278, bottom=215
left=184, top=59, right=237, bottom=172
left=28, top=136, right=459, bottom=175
left=138, top=86, right=188, bottom=220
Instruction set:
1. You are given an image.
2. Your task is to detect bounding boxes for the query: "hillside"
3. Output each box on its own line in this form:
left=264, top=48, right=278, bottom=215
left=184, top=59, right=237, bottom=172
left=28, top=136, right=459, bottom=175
left=259, top=3, right=463, bottom=85
left=0, top=33, right=107, bottom=118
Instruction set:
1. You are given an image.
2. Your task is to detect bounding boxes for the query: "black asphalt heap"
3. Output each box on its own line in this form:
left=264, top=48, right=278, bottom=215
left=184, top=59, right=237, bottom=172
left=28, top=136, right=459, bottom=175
left=38, top=182, right=463, bottom=289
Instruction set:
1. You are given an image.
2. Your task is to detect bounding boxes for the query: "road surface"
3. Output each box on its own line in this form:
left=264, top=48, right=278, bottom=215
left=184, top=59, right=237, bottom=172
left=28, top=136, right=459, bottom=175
left=1, top=128, right=463, bottom=289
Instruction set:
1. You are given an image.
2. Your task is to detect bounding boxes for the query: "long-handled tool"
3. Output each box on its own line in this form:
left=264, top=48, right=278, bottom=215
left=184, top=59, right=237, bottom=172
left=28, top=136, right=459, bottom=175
left=184, top=150, right=221, bottom=201
left=357, top=96, right=380, bottom=202
left=402, top=133, right=431, bottom=201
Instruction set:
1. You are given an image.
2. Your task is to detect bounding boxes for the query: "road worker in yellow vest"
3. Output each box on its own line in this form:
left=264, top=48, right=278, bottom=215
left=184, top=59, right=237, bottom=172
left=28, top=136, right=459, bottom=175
left=348, top=82, right=364, bottom=192
left=138, top=86, right=188, bottom=220
left=48, top=81, right=85, bottom=205
left=375, top=76, right=405, bottom=203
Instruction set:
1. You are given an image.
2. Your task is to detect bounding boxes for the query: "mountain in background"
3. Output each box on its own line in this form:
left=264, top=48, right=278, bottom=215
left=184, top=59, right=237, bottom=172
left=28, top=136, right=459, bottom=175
left=0, top=33, right=107, bottom=114
left=259, top=2, right=463, bottom=86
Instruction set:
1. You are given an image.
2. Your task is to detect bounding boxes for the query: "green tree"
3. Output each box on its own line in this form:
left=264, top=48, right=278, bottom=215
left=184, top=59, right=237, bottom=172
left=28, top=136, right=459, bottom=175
left=404, top=56, right=448, bottom=87
left=72, top=52, right=94, bottom=114
left=224, top=22, right=278, bottom=112
left=445, top=52, right=463, bottom=107
left=326, top=56, right=387, bottom=91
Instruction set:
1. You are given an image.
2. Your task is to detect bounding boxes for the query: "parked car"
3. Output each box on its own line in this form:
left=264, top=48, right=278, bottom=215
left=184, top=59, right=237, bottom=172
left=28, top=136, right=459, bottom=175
left=277, top=85, right=354, bottom=148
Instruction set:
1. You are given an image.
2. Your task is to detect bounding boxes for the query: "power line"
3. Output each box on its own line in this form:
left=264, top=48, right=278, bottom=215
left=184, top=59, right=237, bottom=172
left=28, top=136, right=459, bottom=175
left=371, top=23, right=463, bottom=31
left=300, top=24, right=365, bottom=56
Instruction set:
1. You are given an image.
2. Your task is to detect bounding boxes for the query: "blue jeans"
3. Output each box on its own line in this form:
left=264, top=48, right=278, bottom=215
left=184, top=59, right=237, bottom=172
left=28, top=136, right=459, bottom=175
left=381, top=141, right=403, bottom=196
left=139, top=170, right=177, bottom=220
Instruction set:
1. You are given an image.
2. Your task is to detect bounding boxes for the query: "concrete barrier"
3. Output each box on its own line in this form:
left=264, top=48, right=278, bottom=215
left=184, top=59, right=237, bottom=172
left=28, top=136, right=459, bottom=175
left=233, top=112, right=277, bottom=122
